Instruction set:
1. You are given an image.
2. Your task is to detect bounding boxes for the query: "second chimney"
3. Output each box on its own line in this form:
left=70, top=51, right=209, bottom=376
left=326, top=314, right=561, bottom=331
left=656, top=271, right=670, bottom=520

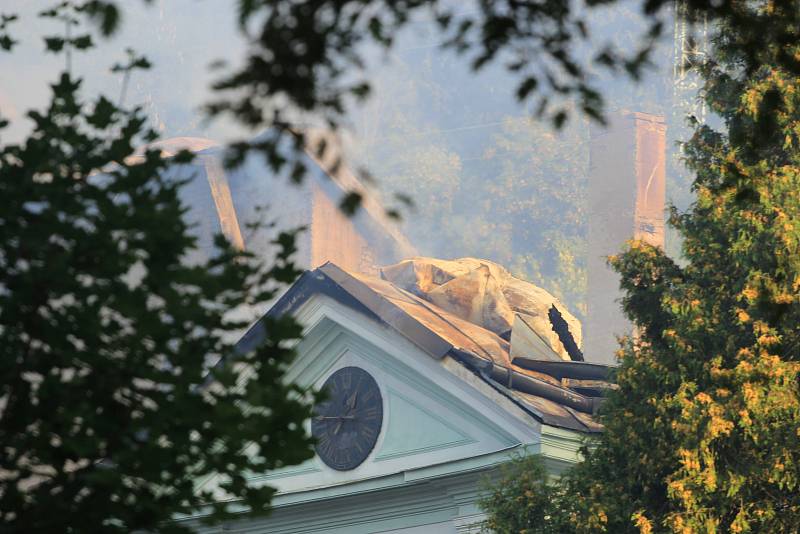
left=585, top=111, right=666, bottom=364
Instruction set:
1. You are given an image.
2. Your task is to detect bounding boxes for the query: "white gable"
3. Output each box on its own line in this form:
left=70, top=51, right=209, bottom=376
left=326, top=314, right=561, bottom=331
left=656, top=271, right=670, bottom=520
left=245, top=293, right=540, bottom=497
left=185, top=288, right=593, bottom=533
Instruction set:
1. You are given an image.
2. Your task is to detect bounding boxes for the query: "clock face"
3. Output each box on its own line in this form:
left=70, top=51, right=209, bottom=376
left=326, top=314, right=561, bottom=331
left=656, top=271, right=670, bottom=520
left=312, top=366, right=383, bottom=471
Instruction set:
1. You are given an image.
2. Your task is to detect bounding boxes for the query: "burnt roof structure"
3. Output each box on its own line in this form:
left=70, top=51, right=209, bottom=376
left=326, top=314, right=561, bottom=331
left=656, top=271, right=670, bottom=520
left=147, top=133, right=416, bottom=274
left=238, top=262, right=616, bottom=434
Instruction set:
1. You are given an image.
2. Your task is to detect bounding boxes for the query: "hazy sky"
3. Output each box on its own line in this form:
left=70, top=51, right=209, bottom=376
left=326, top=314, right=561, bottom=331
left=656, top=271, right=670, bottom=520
left=1, top=0, right=673, bottom=145
left=1, top=1, right=248, bottom=143
left=1, top=0, right=683, bottom=332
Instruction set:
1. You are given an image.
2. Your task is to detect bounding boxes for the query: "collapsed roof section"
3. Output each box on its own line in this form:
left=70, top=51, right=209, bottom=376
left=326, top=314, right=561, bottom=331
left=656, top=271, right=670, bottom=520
left=240, top=261, right=616, bottom=434
left=381, top=257, right=584, bottom=362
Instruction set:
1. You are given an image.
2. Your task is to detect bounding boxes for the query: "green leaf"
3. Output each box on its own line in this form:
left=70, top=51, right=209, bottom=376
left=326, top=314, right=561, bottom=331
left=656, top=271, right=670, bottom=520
left=552, top=110, right=567, bottom=130
left=339, top=191, right=362, bottom=216
left=516, top=77, right=538, bottom=100
left=0, top=35, right=15, bottom=51
left=78, top=1, right=121, bottom=36
left=44, top=37, right=65, bottom=52
left=87, top=96, right=116, bottom=128
left=71, top=34, right=93, bottom=50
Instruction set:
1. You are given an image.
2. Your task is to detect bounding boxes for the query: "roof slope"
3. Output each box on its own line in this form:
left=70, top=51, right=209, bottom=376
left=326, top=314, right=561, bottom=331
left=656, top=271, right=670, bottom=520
left=301, top=129, right=417, bottom=260
left=239, top=263, right=615, bottom=433
left=135, top=133, right=417, bottom=266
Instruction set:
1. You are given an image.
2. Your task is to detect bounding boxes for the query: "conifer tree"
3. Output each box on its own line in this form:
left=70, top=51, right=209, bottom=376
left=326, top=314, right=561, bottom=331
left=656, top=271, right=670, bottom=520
left=565, top=14, right=800, bottom=534
left=481, top=7, right=800, bottom=534
left=0, top=5, right=314, bottom=532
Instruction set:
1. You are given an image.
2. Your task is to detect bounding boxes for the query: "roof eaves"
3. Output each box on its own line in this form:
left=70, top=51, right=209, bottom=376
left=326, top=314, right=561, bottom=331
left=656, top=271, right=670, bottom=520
left=234, top=268, right=380, bottom=355
left=318, top=262, right=453, bottom=359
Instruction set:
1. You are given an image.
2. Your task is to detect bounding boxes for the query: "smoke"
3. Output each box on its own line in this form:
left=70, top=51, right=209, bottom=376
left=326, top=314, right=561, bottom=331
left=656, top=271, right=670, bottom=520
left=337, top=3, right=676, bottom=318
left=1, top=0, right=247, bottom=143
left=3, top=0, right=684, bottom=323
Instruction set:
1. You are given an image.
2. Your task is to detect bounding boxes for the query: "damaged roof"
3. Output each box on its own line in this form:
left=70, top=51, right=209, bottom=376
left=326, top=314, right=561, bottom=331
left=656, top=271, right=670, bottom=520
left=238, top=262, right=615, bottom=434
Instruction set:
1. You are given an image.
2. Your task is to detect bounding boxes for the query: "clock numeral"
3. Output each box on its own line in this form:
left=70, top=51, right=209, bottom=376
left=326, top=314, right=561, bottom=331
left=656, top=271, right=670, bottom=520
left=361, top=426, right=377, bottom=441
left=339, top=448, right=353, bottom=467
left=361, top=406, right=380, bottom=419
left=314, top=399, right=328, bottom=413
left=316, top=437, right=331, bottom=458
left=361, top=389, right=374, bottom=403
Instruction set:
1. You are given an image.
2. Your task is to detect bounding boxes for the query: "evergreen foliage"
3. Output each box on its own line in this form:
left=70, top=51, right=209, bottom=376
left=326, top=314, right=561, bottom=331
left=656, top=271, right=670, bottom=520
left=576, top=30, right=800, bottom=534
left=0, top=4, right=314, bottom=532
left=483, top=5, right=800, bottom=533
left=479, top=455, right=574, bottom=534
left=5, top=0, right=800, bottom=532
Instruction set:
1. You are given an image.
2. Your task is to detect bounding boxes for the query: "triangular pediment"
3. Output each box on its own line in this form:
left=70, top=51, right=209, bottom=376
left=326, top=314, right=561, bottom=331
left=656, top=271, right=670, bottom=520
left=373, top=388, right=476, bottom=461
left=187, top=275, right=595, bottom=534
left=223, top=295, right=540, bottom=497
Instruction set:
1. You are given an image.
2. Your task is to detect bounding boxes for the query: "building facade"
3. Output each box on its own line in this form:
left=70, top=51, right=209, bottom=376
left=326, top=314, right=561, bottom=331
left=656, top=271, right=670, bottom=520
left=181, top=260, right=610, bottom=533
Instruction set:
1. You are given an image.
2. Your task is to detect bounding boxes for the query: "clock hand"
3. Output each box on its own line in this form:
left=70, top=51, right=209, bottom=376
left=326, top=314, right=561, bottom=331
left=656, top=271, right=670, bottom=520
left=346, top=390, right=358, bottom=411
left=314, top=415, right=355, bottom=421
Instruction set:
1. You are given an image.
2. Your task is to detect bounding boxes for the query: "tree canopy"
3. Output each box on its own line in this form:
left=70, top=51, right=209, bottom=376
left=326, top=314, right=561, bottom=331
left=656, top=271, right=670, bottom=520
left=7, top=0, right=792, bottom=195
left=577, top=21, right=800, bottom=532
left=0, top=4, right=314, bottom=532
left=481, top=5, right=800, bottom=533
left=4, top=0, right=800, bottom=532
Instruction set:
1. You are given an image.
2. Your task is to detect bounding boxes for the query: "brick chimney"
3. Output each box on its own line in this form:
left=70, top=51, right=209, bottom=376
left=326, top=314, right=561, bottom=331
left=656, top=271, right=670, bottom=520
left=585, top=112, right=666, bottom=364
